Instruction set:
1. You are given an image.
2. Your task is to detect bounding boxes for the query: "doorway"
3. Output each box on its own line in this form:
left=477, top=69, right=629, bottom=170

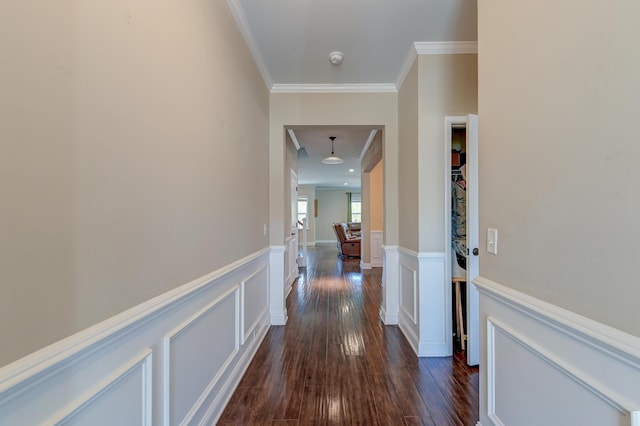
left=445, top=115, right=479, bottom=366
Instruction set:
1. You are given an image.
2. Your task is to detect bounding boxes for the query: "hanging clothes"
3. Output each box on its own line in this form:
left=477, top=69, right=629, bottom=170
left=452, top=178, right=467, bottom=270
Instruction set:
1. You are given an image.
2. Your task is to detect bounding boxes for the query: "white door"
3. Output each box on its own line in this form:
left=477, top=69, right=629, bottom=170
left=465, top=114, right=480, bottom=366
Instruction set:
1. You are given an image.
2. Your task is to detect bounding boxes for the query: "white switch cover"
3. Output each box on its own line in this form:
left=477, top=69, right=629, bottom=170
left=264, top=224, right=268, bottom=236
left=487, top=228, right=498, bottom=255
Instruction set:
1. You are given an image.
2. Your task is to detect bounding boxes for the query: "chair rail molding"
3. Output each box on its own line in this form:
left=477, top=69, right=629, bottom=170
left=0, top=247, right=271, bottom=425
left=475, top=275, right=640, bottom=426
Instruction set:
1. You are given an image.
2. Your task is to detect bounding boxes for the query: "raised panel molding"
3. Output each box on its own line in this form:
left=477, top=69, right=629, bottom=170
left=476, top=276, right=640, bottom=426
left=45, top=349, right=153, bottom=426
left=241, top=266, right=269, bottom=345
left=487, top=317, right=638, bottom=426
left=0, top=248, right=271, bottom=425
left=163, top=286, right=240, bottom=425
left=399, top=262, right=417, bottom=325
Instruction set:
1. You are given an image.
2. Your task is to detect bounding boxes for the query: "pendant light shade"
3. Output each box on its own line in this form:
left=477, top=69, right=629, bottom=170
left=322, top=136, right=344, bottom=165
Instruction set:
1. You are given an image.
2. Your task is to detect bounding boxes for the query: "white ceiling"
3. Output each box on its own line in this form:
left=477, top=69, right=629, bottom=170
left=289, top=126, right=378, bottom=189
left=229, top=0, right=477, bottom=87
left=228, top=0, right=477, bottom=189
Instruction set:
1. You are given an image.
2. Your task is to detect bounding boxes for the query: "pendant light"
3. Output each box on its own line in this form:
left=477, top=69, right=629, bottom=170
left=322, top=136, right=344, bottom=165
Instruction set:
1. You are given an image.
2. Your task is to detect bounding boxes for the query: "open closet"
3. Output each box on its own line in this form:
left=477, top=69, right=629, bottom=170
left=451, top=126, right=468, bottom=354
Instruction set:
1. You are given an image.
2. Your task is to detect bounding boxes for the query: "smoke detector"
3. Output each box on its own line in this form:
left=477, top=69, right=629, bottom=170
left=329, top=51, right=344, bottom=65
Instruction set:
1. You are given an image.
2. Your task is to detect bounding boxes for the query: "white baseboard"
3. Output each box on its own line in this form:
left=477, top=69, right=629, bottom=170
left=360, top=261, right=372, bottom=270
left=0, top=248, right=272, bottom=425
left=475, top=276, right=640, bottom=426
left=379, top=306, right=398, bottom=324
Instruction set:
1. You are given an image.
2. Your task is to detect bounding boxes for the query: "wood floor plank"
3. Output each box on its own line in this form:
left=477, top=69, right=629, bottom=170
left=219, top=245, right=479, bottom=425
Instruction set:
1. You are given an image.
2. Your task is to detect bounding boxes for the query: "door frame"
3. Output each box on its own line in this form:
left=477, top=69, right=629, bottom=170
left=444, top=115, right=479, bottom=366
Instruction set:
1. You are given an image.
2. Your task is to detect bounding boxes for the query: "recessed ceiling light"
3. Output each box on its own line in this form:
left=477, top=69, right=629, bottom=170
left=348, top=169, right=355, bottom=173
left=344, top=182, right=348, bottom=186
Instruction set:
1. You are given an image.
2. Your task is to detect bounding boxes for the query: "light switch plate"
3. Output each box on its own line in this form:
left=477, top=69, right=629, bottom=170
left=487, top=228, right=498, bottom=255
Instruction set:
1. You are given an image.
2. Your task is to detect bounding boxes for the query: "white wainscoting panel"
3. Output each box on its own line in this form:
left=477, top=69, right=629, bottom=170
left=47, top=349, right=153, bottom=426
left=269, top=245, right=287, bottom=325
left=417, top=251, right=448, bottom=357
left=397, top=248, right=449, bottom=357
left=476, top=276, right=640, bottom=426
left=164, top=287, right=239, bottom=425
left=399, top=263, right=417, bottom=325
left=0, top=248, right=272, bottom=426
left=380, top=246, right=399, bottom=324
left=370, top=231, right=383, bottom=267
left=242, top=266, right=269, bottom=345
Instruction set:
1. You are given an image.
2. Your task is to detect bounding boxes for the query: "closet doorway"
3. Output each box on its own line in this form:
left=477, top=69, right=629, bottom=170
left=445, top=115, right=479, bottom=366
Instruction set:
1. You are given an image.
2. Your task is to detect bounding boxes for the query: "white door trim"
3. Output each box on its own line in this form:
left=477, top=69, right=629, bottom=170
left=444, top=115, right=480, bottom=366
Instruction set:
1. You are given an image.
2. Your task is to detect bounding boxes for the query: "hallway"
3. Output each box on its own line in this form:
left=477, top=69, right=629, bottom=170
left=219, top=245, right=479, bottom=425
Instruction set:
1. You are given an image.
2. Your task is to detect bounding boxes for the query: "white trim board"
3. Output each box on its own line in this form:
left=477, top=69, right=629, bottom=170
left=271, top=84, right=396, bottom=94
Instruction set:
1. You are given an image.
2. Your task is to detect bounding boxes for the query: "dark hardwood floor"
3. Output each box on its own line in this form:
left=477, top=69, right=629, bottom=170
left=218, top=245, right=479, bottom=425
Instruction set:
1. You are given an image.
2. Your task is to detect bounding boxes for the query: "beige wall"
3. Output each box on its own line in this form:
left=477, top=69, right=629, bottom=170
left=315, top=190, right=349, bottom=241
left=269, top=93, right=398, bottom=246
left=0, top=0, right=269, bottom=366
left=370, top=161, right=384, bottom=231
left=398, top=61, right=420, bottom=251
left=418, top=54, right=478, bottom=252
left=397, top=54, right=478, bottom=253
left=478, top=0, right=640, bottom=336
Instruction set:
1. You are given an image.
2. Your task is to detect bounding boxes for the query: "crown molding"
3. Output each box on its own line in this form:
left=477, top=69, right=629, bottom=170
left=396, top=41, right=478, bottom=89
left=270, top=84, right=397, bottom=94
left=359, top=129, right=378, bottom=162
left=287, top=129, right=300, bottom=150
left=395, top=46, right=419, bottom=90
left=226, top=0, right=273, bottom=89
left=414, top=41, right=478, bottom=55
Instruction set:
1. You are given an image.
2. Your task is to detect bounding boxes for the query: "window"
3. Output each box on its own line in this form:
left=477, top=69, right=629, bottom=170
left=297, top=198, right=308, bottom=227
left=350, top=200, right=361, bottom=223
left=347, top=192, right=361, bottom=223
